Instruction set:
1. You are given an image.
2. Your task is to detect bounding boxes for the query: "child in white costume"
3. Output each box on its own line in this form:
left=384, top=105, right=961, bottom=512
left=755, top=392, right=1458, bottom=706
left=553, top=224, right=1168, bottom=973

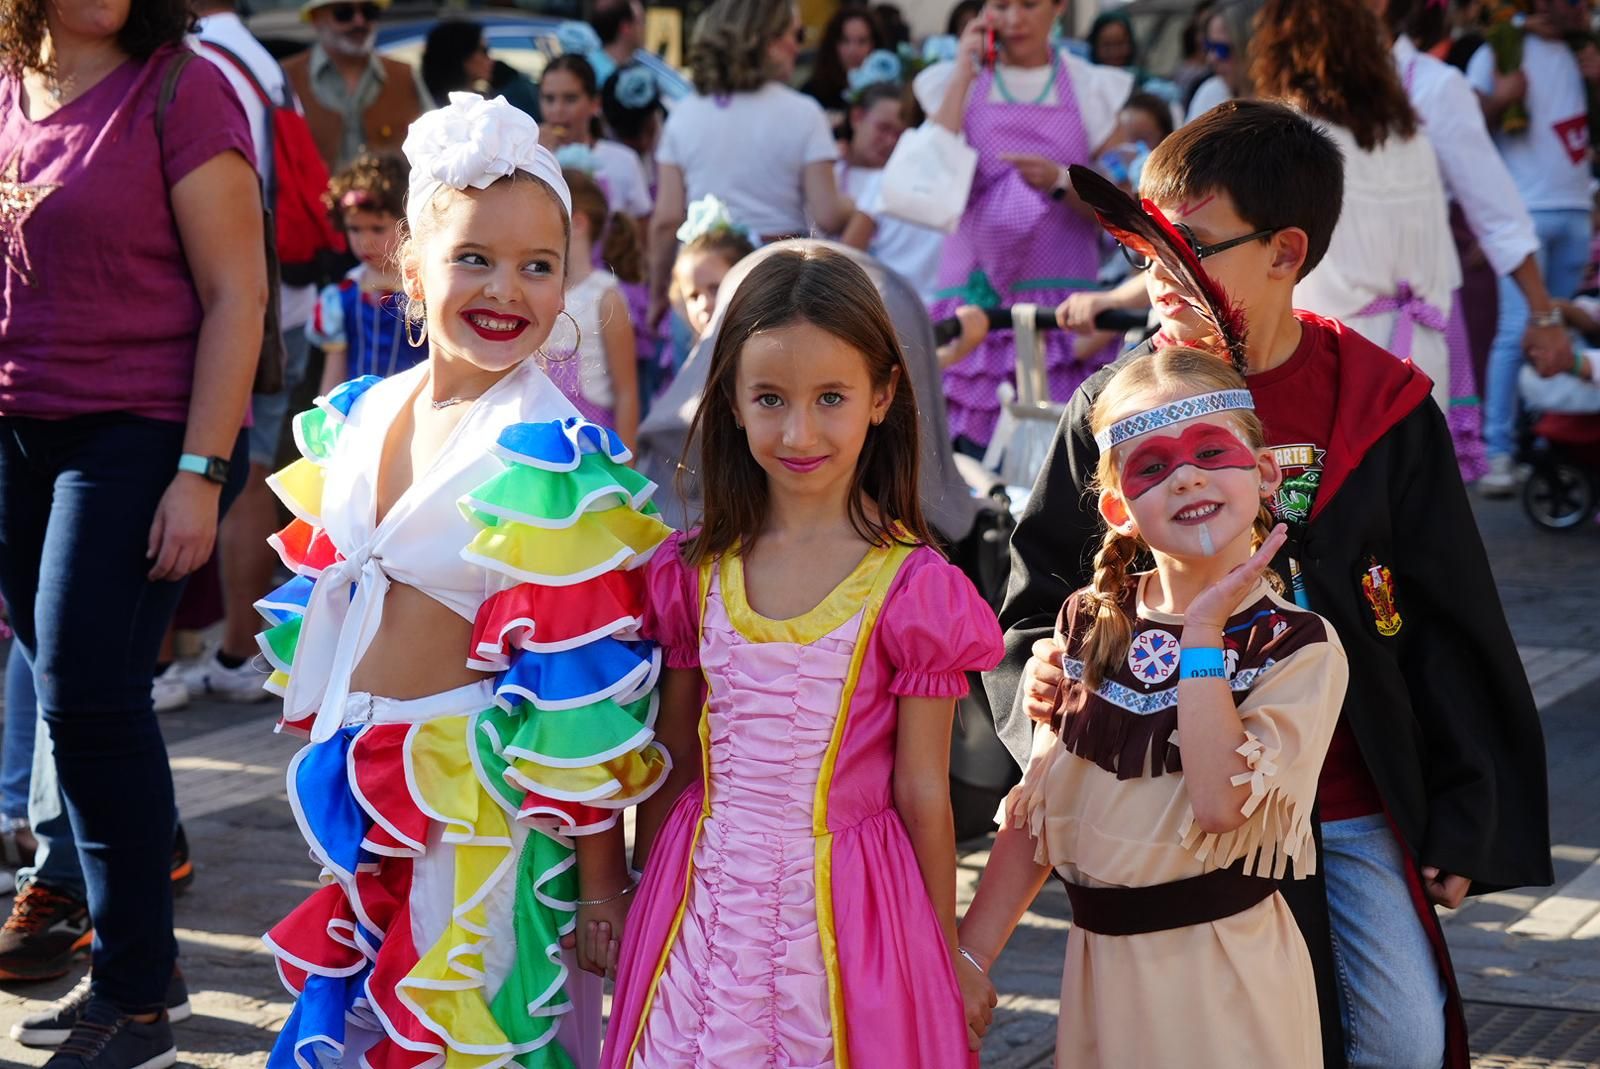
left=259, top=93, right=670, bottom=1069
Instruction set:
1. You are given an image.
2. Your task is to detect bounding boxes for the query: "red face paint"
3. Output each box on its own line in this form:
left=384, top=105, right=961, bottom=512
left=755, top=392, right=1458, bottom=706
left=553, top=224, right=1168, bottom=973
left=1118, top=423, right=1258, bottom=499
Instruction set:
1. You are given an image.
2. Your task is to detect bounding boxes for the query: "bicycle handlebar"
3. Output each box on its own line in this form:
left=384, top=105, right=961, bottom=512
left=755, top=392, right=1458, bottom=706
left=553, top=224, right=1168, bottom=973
left=932, top=306, right=1149, bottom=345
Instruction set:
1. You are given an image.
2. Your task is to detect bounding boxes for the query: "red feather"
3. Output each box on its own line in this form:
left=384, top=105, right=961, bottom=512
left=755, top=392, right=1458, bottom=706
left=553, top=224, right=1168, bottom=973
left=1067, top=165, right=1250, bottom=372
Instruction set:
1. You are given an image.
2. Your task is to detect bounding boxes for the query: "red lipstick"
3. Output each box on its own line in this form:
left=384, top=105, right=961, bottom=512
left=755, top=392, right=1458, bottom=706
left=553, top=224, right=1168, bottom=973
left=461, top=308, right=529, bottom=342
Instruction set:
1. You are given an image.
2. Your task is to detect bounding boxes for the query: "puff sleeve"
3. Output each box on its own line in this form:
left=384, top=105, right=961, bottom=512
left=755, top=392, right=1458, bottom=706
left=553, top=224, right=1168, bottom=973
left=1178, top=621, right=1349, bottom=880
left=878, top=552, right=1005, bottom=698
left=641, top=530, right=702, bottom=669
left=304, top=282, right=347, bottom=351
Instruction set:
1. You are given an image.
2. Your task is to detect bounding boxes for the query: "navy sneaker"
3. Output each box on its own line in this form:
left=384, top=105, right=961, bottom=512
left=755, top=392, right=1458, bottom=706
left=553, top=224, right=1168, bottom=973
left=12, top=969, right=191, bottom=1048
left=0, top=882, right=91, bottom=981
left=42, top=996, right=175, bottom=1069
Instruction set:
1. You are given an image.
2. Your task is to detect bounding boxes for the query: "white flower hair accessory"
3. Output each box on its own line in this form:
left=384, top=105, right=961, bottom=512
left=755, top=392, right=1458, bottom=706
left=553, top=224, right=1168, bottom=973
left=403, top=92, right=571, bottom=229
left=847, top=49, right=903, bottom=99
left=921, top=34, right=959, bottom=64
left=676, top=195, right=756, bottom=246
left=555, top=20, right=604, bottom=57
left=613, top=65, right=658, bottom=110
left=554, top=142, right=599, bottom=174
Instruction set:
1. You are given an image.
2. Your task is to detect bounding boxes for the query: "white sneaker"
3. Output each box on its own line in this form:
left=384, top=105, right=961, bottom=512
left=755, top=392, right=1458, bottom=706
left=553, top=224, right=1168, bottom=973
left=152, top=674, right=191, bottom=713
left=173, top=649, right=272, bottom=703
left=1478, top=454, right=1518, bottom=499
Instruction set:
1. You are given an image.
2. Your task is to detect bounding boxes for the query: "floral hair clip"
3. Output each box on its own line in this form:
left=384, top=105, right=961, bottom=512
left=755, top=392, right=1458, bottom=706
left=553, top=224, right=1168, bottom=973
left=554, top=143, right=599, bottom=174
left=921, top=34, right=959, bottom=64
left=554, top=20, right=604, bottom=58
left=612, top=65, right=659, bottom=110
left=846, top=49, right=905, bottom=101
left=676, top=195, right=757, bottom=247
left=340, top=190, right=379, bottom=210
left=1093, top=389, right=1256, bottom=452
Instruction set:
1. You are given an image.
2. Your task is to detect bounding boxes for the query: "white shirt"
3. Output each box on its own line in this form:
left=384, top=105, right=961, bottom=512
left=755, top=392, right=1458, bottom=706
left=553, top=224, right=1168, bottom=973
left=1467, top=35, right=1591, bottom=212
left=1297, top=120, right=1461, bottom=414
left=658, top=83, right=837, bottom=238
left=912, top=52, right=1132, bottom=151
left=837, top=161, right=945, bottom=303
left=1395, top=35, right=1538, bottom=278
left=192, top=12, right=316, bottom=329
left=1185, top=74, right=1232, bottom=124
left=563, top=270, right=621, bottom=409
left=592, top=140, right=653, bottom=218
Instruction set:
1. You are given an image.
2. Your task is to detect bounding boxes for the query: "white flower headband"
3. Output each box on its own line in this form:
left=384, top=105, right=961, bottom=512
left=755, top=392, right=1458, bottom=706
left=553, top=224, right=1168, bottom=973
left=402, top=92, right=571, bottom=232
left=676, top=195, right=757, bottom=247
left=1093, top=389, right=1255, bottom=452
left=846, top=49, right=904, bottom=99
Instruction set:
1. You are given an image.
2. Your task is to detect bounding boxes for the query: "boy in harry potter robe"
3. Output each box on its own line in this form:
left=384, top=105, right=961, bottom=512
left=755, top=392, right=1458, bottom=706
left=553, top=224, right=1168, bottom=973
left=987, top=101, right=1552, bottom=1069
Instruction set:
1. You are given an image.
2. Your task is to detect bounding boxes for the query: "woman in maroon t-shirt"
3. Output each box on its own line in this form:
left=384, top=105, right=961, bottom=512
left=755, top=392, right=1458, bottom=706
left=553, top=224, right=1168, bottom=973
left=0, top=0, right=263, bottom=1060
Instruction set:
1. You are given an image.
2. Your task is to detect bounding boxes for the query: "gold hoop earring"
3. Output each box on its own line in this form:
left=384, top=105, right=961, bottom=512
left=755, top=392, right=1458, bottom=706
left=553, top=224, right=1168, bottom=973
left=557, top=309, right=583, bottom=360
left=406, top=304, right=428, bottom=348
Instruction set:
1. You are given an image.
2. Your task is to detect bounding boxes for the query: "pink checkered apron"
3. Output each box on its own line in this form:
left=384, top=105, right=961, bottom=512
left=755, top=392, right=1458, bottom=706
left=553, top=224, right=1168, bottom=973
left=930, top=56, right=1118, bottom=447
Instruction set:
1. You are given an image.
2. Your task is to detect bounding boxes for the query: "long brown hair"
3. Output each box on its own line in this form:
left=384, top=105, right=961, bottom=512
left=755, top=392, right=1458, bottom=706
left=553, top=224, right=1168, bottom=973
left=1078, top=347, right=1280, bottom=691
left=680, top=247, right=933, bottom=564
left=1249, top=0, right=1417, bottom=151
left=564, top=169, right=643, bottom=284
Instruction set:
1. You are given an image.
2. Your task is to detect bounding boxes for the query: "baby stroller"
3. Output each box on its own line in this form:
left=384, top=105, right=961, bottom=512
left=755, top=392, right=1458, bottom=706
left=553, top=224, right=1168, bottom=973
left=635, top=240, right=1022, bottom=839
left=1517, top=363, right=1600, bottom=531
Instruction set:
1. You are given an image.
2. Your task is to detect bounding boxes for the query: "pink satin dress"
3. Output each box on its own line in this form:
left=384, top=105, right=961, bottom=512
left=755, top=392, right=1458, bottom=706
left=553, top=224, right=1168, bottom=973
left=601, top=533, right=1004, bottom=1069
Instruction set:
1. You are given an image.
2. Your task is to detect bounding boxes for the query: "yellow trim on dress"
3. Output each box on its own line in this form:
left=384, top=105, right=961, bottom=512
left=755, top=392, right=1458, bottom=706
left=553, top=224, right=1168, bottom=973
left=623, top=559, right=716, bottom=1069
left=720, top=543, right=888, bottom=646
left=810, top=541, right=916, bottom=1069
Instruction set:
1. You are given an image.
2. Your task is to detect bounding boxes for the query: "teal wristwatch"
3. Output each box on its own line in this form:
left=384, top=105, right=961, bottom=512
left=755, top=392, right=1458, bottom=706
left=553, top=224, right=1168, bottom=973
left=177, top=453, right=230, bottom=485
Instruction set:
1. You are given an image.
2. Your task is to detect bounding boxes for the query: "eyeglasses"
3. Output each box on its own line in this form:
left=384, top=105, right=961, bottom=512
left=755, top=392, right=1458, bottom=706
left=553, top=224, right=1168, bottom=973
left=328, top=3, right=382, bottom=24
left=1119, top=221, right=1277, bottom=272
left=1204, top=38, right=1232, bottom=61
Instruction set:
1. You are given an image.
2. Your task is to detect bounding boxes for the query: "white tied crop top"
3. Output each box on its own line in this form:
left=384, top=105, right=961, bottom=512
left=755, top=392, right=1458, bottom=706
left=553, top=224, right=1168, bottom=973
left=256, top=359, right=670, bottom=745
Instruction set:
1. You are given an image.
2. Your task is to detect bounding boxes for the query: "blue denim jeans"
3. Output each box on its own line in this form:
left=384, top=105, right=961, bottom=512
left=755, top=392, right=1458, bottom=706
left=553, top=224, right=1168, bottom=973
left=1484, top=208, right=1593, bottom=460
left=1322, top=814, right=1447, bottom=1069
left=0, top=413, right=245, bottom=1012
left=1, top=643, right=34, bottom=822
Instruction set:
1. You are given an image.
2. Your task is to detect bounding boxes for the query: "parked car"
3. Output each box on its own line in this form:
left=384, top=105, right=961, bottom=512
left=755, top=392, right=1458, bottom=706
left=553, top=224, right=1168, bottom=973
left=247, top=3, right=691, bottom=103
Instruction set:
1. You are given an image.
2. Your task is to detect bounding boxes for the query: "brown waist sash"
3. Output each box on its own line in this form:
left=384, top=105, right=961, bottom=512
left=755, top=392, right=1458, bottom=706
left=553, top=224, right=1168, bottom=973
left=1063, top=866, right=1278, bottom=936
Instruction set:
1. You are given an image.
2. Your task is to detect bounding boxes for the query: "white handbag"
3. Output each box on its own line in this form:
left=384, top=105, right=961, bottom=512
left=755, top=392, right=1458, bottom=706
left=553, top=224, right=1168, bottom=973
left=879, top=122, right=978, bottom=235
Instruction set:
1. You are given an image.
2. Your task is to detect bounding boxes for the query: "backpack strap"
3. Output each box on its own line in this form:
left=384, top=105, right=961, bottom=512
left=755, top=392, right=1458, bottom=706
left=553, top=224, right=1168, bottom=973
left=190, top=39, right=281, bottom=204
left=193, top=39, right=277, bottom=108
left=154, top=48, right=197, bottom=148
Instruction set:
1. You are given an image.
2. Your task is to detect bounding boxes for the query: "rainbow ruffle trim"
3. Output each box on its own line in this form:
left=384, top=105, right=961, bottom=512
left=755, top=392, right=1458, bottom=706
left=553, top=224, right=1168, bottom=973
left=260, top=397, right=673, bottom=1069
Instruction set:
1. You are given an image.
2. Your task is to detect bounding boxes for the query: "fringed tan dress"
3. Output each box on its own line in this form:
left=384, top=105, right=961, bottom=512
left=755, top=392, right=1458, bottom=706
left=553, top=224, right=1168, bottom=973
left=1004, top=575, right=1346, bottom=1069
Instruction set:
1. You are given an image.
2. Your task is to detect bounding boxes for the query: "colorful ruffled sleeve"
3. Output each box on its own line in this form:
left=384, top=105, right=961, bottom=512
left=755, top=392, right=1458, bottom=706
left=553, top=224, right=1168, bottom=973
left=254, top=375, right=382, bottom=725
left=458, top=417, right=675, bottom=838
left=1178, top=621, right=1348, bottom=880
left=878, top=551, right=1005, bottom=698
left=640, top=530, right=702, bottom=670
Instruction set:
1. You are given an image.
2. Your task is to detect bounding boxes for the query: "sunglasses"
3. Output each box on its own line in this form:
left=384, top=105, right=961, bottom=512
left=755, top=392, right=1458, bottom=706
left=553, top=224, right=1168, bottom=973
left=1204, top=38, right=1232, bottom=61
left=328, top=3, right=381, bottom=24
left=792, top=24, right=807, bottom=44
left=1118, top=221, right=1277, bottom=272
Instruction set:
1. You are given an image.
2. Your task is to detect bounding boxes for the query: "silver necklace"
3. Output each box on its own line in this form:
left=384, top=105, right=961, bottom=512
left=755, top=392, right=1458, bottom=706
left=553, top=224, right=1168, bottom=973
left=430, top=396, right=470, bottom=409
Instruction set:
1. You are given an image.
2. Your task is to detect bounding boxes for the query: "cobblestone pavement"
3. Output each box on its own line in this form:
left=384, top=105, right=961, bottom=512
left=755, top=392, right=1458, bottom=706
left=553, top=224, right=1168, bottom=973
left=0, top=497, right=1595, bottom=1068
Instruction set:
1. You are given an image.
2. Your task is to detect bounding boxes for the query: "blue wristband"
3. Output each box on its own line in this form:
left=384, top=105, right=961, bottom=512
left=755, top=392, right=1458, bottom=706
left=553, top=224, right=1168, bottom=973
left=1179, top=646, right=1228, bottom=681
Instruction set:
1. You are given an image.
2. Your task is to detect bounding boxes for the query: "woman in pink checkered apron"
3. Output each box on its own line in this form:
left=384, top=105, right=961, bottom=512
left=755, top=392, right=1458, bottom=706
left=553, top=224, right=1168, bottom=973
left=915, top=0, right=1134, bottom=451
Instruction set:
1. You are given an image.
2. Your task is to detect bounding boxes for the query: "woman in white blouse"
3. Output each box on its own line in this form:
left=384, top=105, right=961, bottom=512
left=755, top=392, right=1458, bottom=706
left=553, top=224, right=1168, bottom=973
left=646, top=0, right=854, bottom=326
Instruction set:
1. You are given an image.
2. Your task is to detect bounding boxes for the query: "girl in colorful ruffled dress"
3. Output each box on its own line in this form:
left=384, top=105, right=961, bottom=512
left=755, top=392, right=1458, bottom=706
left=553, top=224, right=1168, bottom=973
left=545, top=168, right=641, bottom=445
left=601, top=246, right=1004, bottom=1068
left=311, top=152, right=429, bottom=395
left=957, top=348, right=1348, bottom=1067
left=258, top=93, right=671, bottom=1069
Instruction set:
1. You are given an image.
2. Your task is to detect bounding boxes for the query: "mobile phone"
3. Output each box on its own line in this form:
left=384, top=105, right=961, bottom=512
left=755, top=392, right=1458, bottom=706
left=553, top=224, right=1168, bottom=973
left=983, top=25, right=998, bottom=66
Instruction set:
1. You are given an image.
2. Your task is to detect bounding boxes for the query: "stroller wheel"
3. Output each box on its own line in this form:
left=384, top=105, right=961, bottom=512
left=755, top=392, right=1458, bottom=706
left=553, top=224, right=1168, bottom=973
left=1521, top=461, right=1598, bottom=531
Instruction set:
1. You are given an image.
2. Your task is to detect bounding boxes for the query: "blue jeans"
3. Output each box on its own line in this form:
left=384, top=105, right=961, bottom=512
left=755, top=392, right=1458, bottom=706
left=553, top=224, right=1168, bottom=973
left=247, top=325, right=311, bottom=468
left=1, top=643, right=34, bottom=822
left=0, top=413, right=246, bottom=1012
left=1484, top=207, right=1592, bottom=459
left=1323, top=814, right=1447, bottom=1069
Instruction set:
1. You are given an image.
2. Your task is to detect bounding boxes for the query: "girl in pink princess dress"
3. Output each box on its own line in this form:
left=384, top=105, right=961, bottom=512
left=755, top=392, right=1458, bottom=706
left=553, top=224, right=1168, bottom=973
left=598, top=247, right=1005, bottom=1068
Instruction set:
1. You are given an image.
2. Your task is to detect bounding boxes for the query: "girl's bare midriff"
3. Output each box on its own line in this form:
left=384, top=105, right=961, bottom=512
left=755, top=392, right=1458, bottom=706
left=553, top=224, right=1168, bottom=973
left=346, top=581, right=491, bottom=700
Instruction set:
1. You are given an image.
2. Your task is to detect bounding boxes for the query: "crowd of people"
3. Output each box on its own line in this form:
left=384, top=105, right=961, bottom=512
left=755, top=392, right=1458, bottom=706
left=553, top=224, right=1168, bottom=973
left=0, top=0, right=1586, bottom=1066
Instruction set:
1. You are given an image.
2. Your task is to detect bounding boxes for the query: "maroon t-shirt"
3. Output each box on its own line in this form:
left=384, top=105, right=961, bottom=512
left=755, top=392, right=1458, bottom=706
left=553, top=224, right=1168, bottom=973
left=0, top=44, right=253, bottom=422
left=1248, top=315, right=1385, bottom=821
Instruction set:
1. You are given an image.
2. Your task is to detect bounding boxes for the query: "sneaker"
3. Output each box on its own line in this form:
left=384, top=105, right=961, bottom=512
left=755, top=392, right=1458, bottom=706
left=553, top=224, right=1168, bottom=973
left=1478, top=454, right=1518, bottom=498
left=12, top=970, right=191, bottom=1048
left=170, top=648, right=270, bottom=704
left=150, top=673, right=189, bottom=714
left=169, top=825, right=193, bottom=897
left=0, top=883, right=91, bottom=982
left=41, top=996, right=175, bottom=1069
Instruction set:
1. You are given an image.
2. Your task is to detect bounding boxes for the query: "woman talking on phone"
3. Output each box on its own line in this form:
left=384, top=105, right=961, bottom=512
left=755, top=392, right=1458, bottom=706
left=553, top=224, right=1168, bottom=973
left=915, top=0, right=1133, bottom=454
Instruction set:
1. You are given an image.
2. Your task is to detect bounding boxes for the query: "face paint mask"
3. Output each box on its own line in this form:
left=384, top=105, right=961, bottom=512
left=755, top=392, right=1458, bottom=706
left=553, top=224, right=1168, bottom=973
left=1117, top=422, right=1258, bottom=501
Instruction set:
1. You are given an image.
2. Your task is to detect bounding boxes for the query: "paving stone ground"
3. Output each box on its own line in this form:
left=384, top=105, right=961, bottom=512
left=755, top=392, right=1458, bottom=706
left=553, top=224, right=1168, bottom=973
left=0, top=498, right=1594, bottom=1068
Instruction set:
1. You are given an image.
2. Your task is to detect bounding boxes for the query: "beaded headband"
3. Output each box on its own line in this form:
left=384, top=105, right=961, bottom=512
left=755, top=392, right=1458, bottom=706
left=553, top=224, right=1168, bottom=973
left=1093, top=389, right=1255, bottom=452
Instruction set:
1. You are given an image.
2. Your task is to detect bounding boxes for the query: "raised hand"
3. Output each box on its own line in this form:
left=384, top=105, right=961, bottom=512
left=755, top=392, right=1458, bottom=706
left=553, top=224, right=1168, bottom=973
left=1185, top=524, right=1288, bottom=632
left=1022, top=637, right=1065, bottom=725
